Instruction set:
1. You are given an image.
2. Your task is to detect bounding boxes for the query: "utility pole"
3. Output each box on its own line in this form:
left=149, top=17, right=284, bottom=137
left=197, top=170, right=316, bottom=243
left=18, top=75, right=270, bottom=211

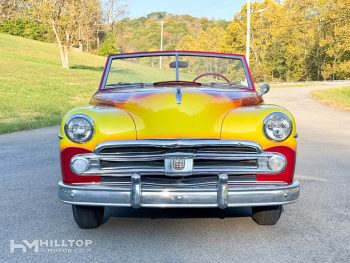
left=246, top=0, right=251, bottom=65
left=160, top=20, right=164, bottom=69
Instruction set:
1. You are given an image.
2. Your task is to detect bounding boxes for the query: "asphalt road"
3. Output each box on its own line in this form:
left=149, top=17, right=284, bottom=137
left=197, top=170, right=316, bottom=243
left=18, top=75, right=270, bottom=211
left=1, top=83, right=350, bottom=262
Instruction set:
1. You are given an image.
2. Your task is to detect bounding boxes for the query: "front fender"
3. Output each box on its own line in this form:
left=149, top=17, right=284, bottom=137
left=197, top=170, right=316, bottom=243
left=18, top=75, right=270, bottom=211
left=59, top=106, right=136, bottom=184
left=221, top=105, right=297, bottom=183
left=59, top=106, right=136, bottom=152
left=221, top=104, right=297, bottom=150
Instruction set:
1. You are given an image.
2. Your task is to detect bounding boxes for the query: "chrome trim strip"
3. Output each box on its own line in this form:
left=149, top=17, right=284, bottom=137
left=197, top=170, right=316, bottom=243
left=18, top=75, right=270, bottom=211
left=87, top=153, right=268, bottom=161
left=94, top=139, right=262, bottom=154
left=81, top=167, right=277, bottom=176
left=58, top=180, right=300, bottom=208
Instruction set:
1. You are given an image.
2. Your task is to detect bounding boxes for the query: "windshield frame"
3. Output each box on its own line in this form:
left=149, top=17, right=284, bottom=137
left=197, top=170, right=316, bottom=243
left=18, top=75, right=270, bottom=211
left=98, top=51, right=255, bottom=91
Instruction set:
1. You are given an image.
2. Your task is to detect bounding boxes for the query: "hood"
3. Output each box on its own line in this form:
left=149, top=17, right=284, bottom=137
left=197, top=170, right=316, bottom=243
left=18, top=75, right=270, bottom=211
left=90, top=87, right=262, bottom=139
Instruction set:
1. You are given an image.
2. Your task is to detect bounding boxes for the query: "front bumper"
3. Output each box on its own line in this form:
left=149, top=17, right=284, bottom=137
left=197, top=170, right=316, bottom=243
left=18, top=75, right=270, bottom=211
left=58, top=176, right=300, bottom=208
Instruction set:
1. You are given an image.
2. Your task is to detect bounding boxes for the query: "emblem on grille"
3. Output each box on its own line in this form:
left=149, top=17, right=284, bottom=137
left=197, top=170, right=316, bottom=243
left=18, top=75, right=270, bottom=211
left=164, top=153, right=193, bottom=176
left=173, top=158, right=185, bottom=170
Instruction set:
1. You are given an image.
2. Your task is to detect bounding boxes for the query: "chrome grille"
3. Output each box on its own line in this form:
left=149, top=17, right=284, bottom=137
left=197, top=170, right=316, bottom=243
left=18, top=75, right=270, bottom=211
left=72, top=140, right=281, bottom=177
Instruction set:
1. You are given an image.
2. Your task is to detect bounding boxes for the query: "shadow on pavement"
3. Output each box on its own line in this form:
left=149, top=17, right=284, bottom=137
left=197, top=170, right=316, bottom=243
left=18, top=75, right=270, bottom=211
left=106, top=207, right=252, bottom=220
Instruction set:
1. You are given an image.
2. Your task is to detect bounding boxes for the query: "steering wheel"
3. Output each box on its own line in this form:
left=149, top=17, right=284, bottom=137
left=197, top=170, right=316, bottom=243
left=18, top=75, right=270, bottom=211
left=193, top=72, right=230, bottom=83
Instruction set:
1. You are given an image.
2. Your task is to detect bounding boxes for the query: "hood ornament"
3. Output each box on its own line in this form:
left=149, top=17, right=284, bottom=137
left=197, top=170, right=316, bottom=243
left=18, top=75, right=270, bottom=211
left=176, top=87, right=182, bottom=104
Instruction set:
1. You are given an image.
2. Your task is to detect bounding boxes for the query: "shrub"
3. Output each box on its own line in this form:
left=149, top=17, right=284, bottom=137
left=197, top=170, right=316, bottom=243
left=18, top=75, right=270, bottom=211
left=0, top=18, right=48, bottom=41
left=97, top=34, right=120, bottom=56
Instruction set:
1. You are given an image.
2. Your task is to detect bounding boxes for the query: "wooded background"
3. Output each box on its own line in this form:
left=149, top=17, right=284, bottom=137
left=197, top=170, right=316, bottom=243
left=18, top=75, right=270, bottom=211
left=1, top=0, right=349, bottom=82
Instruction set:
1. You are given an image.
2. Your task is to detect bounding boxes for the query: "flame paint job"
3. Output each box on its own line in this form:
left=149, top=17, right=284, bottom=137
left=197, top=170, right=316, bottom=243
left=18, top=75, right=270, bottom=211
left=90, top=88, right=262, bottom=140
left=59, top=51, right=297, bottom=184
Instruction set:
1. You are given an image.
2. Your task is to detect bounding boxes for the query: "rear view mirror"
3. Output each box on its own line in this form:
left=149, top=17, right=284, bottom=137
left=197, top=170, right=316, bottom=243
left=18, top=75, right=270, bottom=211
left=258, top=83, right=270, bottom=96
left=169, top=61, right=188, bottom=69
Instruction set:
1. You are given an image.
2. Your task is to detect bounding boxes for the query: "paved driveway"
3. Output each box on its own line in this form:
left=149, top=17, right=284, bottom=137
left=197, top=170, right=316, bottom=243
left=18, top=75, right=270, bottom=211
left=0, top=83, right=349, bottom=262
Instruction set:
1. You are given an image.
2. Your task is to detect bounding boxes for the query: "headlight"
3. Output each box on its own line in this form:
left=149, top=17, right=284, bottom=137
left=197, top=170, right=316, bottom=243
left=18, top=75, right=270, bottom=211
left=64, top=114, right=94, bottom=143
left=263, top=112, right=292, bottom=141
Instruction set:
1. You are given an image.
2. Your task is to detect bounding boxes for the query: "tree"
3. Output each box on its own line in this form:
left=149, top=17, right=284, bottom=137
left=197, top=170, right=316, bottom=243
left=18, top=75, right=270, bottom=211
left=0, top=0, right=24, bottom=20
left=30, top=0, right=103, bottom=69
left=222, top=0, right=284, bottom=81
left=30, top=0, right=83, bottom=68
left=178, top=27, right=225, bottom=52
left=222, top=0, right=350, bottom=81
left=77, top=0, right=102, bottom=51
left=103, top=0, right=127, bottom=30
left=320, top=0, right=350, bottom=80
left=147, top=11, right=167, bottom=20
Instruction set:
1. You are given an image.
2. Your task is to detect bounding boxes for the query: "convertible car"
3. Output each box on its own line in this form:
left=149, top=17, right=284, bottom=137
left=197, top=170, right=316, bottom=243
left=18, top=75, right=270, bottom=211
left=58, top=51, right=299, bottom=229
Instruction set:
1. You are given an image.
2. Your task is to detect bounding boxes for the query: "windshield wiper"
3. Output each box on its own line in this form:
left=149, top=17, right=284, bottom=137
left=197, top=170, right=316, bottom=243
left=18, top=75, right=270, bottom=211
left=105, top=83, right=148, bottom=89
left=208, top=83, right=250, bottom=89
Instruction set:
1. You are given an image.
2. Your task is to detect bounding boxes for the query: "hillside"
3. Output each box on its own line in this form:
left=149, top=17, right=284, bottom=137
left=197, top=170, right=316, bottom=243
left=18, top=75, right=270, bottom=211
left=0, top=33, right=106, bottom=134
left=0, top=33, right=171, bottom=134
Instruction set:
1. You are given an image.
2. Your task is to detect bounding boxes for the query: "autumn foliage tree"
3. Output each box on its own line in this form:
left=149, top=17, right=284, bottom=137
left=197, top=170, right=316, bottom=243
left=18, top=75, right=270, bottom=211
left=1, top=0, right=349, bottom=80
left=221, top=0, right=350, bottom=81
left=29, top=0, right=102, bottom=69
left=177, top=27, right=226, bottom=52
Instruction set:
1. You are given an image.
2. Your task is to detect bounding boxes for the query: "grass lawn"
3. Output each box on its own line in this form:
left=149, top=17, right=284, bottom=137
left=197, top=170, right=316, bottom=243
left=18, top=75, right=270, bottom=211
left=270, top=83, right=323, bottom=88
left=0, top=33, right=176, bottom=134
left=312, top=87, right=350, bottom=111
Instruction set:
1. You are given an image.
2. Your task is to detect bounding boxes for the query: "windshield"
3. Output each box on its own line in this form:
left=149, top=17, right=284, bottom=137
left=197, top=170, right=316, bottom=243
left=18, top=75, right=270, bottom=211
left=103, top=53, right=251, bottom=89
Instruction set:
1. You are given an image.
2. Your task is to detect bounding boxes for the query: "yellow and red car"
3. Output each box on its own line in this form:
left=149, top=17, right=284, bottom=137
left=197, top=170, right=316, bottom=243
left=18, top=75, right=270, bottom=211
left=58, top=51, right=299, bottom=228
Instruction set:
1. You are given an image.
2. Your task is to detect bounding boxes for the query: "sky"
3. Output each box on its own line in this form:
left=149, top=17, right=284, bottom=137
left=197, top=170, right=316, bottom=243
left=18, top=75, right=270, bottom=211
left=126, top=0, right=252, bottom=21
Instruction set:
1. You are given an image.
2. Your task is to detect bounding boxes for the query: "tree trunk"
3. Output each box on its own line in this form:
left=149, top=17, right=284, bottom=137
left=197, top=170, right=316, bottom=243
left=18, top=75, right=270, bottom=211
left=51, top=20, right=69, bottom=69
left=58, top=46, right=66, bottom=68
left=96, top=28, right=100, bottom=48
left=63, top=46, right=69, bottom=69
left=78, top=26, right=83, bottom=52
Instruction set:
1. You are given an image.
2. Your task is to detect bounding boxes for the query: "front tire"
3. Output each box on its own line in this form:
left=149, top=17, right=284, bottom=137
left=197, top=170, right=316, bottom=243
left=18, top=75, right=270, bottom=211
left=72, top=205, right=105, bottom=229
left=251, top=205, right=282, bottom=225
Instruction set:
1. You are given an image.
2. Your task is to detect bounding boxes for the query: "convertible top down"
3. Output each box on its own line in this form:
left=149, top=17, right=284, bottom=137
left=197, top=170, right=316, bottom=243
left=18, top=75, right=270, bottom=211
left=58, top=51, right=299, bottom=228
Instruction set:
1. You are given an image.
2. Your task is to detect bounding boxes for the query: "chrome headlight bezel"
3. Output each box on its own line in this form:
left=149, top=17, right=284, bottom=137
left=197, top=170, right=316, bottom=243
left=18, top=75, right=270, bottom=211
left=64, top=114, right=94, bottom=143
left=263, top=112, right=292, bottom=142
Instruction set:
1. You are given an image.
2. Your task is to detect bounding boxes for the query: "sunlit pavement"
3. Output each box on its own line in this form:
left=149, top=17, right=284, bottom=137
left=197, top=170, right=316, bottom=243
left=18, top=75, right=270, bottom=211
left=0, top=82, right=349, bottom=262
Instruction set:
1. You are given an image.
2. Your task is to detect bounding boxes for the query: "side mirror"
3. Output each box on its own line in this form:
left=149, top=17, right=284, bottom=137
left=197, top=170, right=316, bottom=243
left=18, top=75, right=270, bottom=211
left=258, top=83, right=270, bottom=96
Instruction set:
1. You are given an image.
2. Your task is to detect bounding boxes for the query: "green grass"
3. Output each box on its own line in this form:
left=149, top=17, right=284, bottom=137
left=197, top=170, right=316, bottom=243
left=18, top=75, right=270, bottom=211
left=271, top=83, right=321, bottom=88
left=312, top=87, right=350, bottom=111
left=0, top=33, right=177, bottom=134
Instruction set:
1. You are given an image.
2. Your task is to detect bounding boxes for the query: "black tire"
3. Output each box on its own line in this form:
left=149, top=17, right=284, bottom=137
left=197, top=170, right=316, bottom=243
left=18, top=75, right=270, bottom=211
left=251, top=205, right=282, bottom=225
left=72, top=205, right=105, bottom=229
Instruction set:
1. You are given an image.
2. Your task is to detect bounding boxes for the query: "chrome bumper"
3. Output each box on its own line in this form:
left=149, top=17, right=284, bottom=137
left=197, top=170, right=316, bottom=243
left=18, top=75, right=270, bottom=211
left=58, top=177, right=300, bottom=208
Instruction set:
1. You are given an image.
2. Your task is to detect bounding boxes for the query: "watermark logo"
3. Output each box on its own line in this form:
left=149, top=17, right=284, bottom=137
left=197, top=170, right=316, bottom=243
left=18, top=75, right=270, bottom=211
left=10, top=239, right=93, bottom=253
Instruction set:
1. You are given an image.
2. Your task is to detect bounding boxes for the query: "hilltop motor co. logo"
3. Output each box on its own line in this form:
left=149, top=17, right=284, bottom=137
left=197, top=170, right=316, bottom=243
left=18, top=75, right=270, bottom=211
left=10, top=239, right=93, bottom=253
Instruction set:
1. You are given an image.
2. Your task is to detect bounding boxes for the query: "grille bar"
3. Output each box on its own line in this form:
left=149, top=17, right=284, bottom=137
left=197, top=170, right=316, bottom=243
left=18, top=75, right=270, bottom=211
left=95, top=140, right=261, bottom=155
